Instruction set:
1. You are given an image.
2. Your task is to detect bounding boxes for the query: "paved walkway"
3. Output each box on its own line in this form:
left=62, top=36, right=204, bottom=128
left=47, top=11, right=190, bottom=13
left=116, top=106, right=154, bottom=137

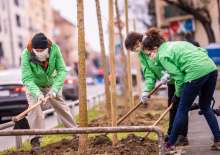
left=182, top=91, right=220, bottom=155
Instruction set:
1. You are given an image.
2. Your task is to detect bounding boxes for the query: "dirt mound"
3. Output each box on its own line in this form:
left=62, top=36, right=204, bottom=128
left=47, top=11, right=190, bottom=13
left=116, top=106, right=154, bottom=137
left=4, top=95, right=166, bottom=155
left=4, top=134, right=157, bottom=155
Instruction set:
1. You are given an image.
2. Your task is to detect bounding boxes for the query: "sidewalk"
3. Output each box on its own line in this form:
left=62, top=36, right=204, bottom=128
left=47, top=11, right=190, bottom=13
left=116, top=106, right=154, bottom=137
left=183, top=90, right=220, bottom=155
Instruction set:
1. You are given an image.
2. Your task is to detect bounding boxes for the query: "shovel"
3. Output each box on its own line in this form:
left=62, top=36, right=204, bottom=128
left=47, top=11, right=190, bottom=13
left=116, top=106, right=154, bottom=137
left=144, top=103, right=173, bottom=139
left=117, top=83, right=163, bottom=125
left=0, top=96, right=49, bottom=130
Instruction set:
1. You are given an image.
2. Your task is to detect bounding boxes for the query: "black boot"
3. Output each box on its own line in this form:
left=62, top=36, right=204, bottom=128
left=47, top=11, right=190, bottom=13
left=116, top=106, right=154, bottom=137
left=30, top=137, right=41, bottom=154
left=175, top=135, right=189, bottom=146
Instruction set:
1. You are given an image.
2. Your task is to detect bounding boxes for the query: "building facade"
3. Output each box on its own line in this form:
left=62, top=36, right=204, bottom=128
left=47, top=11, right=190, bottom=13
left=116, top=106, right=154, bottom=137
left=155, top=0, right=220, bottom=47
left=52, top=10, right=78, bottom=66
left=26, top=0, right=54, bottom=39
left=0, top=0, right=28, bottom=68
left=0, top=0, right=54, bottom=68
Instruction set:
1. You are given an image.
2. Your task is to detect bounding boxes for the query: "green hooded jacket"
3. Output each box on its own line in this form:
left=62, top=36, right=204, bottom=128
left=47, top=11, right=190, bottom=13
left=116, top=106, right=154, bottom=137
left=157, top=41, right=217, bottom=97
left=21, top=43, right=66, bottom=98
left=138, top=50, right=173, bottom=92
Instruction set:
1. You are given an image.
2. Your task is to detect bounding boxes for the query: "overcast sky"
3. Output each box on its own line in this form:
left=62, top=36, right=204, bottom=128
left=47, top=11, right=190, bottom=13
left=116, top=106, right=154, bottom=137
left=50, top=0, right=109, bottom=52
left=50, top=0, right=148, bottom=53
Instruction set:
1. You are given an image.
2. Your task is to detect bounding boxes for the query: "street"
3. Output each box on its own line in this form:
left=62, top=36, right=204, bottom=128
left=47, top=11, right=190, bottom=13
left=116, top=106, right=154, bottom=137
left=0, top=84, right=104, bottom=151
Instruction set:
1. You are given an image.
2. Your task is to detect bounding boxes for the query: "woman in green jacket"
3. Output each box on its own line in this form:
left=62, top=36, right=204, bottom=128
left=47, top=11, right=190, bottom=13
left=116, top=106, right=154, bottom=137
left=125, top=32, right=189, bottom=145
left=142, top=28, right=220, bottom=151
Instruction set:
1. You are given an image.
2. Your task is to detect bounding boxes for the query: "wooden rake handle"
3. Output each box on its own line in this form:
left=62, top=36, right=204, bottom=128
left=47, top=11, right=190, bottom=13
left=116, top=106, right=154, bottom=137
left=117, top=83, right=163, bottom=125
left=144, top=103, right=173, bottom=138
left=13, top=96, right=50, bottom=122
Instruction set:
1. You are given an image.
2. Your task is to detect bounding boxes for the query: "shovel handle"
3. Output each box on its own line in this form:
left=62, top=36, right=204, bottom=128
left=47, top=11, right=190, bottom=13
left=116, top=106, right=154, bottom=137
left=13, top=96, right=49, bottom=122
left=144, top=103, right=173, bottom=138
left=117, top=83, right=163, bottom=125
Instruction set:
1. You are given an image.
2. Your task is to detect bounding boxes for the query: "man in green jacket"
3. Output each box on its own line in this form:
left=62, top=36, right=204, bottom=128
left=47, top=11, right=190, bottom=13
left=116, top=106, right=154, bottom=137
left=142, top=27, right=220, bottom=151
left=125, top=32, right=189, bottom=145
left=21, top=33, right=77, bottom=153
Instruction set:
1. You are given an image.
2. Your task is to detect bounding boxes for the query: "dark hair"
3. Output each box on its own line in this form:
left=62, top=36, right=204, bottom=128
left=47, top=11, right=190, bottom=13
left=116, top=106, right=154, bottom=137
left=142, top=27, right=165, bottom=50
left=125, top=32, right=143, bottom=50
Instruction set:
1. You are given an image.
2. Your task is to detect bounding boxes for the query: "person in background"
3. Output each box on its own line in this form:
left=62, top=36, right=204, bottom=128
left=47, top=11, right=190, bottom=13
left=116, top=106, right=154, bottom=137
left=142, top=27, right=220, bottom=152
left=21, top=33, right=77, bottom=153
left=125, top=32, right=189, bottom=146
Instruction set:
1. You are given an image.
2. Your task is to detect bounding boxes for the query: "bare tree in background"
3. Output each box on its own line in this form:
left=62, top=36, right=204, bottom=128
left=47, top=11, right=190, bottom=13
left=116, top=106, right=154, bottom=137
left=115, top=0, right=130, bottom=111
left=163, top=0, right=216, bottom=43
left=95, top=0, right=111, bottom=121
left=128, top=0, right=153, bottom=29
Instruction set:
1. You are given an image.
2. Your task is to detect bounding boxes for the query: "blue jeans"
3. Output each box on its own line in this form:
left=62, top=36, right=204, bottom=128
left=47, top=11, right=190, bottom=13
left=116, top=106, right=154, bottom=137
left=168, top=70, right=220, bottom=145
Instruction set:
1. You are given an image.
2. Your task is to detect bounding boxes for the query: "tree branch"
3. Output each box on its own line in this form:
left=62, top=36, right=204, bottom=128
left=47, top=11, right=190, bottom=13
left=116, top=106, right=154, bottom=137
left=164, top=0, right=210, bottom=23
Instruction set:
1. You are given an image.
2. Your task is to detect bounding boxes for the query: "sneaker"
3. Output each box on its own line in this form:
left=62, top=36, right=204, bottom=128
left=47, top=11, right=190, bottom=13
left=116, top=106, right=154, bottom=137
left=175, top=135, right=189, bottom=146
left=211, top=141, right=220, bottom=151
left=31, top=137, right=41, bottom=154
left=165, top=143, right=177, bottom=155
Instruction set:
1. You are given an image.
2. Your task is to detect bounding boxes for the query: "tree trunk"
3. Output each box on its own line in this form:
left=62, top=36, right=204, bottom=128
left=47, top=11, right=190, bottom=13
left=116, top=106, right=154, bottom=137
left=133, top=18, right=142, bottom=96
left=77, top=0, right=88, bottom=153
left=114, top=0, right=129, bottom=101
left=202, top=21, right=216, bottom=43
left=124, top=0, right=134, bottom=119
left=94, top=0, right=111, bottom=121
left=108, top=0, right=118, bottom=145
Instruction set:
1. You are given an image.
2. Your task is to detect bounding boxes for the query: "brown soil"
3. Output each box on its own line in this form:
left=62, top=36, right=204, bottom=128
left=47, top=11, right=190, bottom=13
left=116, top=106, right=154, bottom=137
left=5, top=134, right=158, bottom=155
left=4, top=95, right=167, bottom=155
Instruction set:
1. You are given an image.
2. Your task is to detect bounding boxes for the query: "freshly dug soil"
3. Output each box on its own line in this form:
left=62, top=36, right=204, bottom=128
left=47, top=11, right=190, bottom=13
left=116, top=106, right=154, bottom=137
left=5, top=134, right=157, bottom=155
left=4, top=95, right=167, bottom=155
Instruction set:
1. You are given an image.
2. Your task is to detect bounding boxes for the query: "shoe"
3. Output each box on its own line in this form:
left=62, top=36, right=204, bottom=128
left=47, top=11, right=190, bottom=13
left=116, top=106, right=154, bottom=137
left=165, top=143, right=177, bottom=155
left=211, top=140, right=220, bottom=151
left=30, top=137, right=41, bottom=154
left=175, top=135, right=189, bottom=146
left=190, top=103, right=200, bottom=111
left=164, top=134, right=169, bottom=142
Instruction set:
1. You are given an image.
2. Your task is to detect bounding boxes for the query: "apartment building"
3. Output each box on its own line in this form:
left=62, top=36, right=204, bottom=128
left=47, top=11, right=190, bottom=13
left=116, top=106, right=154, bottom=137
left=53, top=10, right=78, bottom=66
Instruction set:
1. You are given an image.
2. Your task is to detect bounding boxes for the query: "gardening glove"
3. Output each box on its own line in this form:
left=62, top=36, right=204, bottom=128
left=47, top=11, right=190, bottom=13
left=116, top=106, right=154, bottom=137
left=46, top=89, right=57, bottom=99
left=37, top=94, right=45, bottom=103
left=160, top=71, right=170, bottom=85
left=171, top=95, right=180, bottom=105
left=140, top=91, right=150, bottom=104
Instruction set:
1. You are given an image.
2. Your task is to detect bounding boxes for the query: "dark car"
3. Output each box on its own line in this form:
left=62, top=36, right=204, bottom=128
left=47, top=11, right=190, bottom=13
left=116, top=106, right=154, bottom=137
left=0, top=69, right=28, bottom=123
left=62, top=67, right=79, bottom=100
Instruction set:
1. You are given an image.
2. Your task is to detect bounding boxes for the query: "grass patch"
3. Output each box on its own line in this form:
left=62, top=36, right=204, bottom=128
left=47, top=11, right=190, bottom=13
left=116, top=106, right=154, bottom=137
left=0, top=105, right=101, bottom=154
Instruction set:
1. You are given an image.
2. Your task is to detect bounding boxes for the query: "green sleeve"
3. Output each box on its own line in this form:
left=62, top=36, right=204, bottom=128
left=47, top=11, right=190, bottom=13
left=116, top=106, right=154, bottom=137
left=139, top=56, right=156, bottom=92
left=51, top=45, right=67, bottom=93
left=21, top=51, right=42, bottom=97
left=160, top=57, right=184, bottom=97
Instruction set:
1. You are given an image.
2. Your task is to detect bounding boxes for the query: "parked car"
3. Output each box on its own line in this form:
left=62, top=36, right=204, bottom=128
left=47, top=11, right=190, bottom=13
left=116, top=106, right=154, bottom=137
left=0, top=69, right=28, bottom=123
left=63, top=67, right=79, bottom=100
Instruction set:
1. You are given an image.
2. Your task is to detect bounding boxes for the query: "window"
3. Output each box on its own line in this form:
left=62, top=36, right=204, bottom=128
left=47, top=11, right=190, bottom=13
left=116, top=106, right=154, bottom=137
left=2, top=0, right=5, bottom=10
left=0, top=42, right=4, bottom=57
left=3, top=19, right=7, bottom=34
left=28, top=17, right=33, bottom=31
left=0, top=17, right=2, bottom=33
left=18, top=36, right=23, bottom=49
left=164, top=4, right=188, bottom=19
left=16, top=14, right=21, bottom=27
left=14, top=0, right=19, bottom=7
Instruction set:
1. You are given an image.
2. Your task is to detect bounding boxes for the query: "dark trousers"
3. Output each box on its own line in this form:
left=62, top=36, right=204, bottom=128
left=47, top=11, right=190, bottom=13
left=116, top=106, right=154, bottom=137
left=169, top=70, right=220, bottom=145
left=167, top=84, right=188, bottom=137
